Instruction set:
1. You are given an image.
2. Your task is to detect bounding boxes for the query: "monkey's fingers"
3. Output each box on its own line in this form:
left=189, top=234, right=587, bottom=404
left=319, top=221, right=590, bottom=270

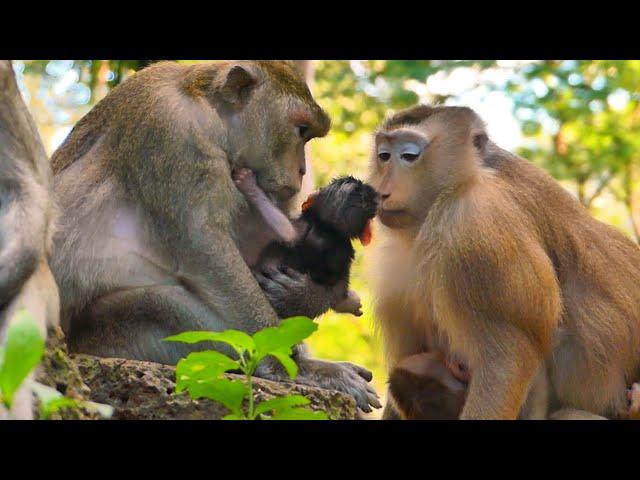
left=628, top=383, right=640, bottom=419
left=339, top=361, right=374, bottom=382
left=254, top=271, right=285, bottom=296
left=281, top=266, right=305, bottom=282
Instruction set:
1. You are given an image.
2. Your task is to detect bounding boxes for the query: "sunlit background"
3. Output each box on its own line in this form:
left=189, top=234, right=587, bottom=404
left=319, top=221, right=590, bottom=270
left=14, top=60, right=640, bottom=418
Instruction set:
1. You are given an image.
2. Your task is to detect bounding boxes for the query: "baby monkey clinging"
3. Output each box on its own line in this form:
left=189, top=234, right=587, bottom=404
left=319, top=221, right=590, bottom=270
left=234, top=169, right=378, bottom=317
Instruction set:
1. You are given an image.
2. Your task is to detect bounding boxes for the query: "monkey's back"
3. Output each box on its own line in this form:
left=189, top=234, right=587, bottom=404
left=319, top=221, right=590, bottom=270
left=487, top=143, right=640, bottom=416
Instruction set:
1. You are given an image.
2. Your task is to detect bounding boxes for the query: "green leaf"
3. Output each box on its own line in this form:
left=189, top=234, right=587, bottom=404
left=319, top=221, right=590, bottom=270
left=253, top=316, right=318, bottom=361
left=254, top=395, right=310, bottom=416
left=269, top=407, right=329, bottom=420
left=30, top=381, right=78, bottom=420
left=164, top=330, right=255, bottom=355
left=0, top=310, right=45, bottom=407
left=185, top=377, right=248, bottom=416
left=175, top=351, right=239, bottom=393
left=268, top=348, right=299, bottom=379
left=39, top=397, right=78, bottom=420
left=222, top=413, right=246, bottom=420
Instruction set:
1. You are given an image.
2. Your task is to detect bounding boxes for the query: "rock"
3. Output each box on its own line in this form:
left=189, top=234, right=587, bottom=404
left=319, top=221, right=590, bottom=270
left=34, top=327, right=358, bottom=420
left=74, top=355, right=358, bottom=420
left=34, top=326, right=101, bottom=420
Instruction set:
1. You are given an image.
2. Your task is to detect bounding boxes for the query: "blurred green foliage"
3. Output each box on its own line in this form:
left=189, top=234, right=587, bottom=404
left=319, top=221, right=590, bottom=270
left=14, top=60, right=640, bottom=417
left=505, top=60, right=640, bottom=239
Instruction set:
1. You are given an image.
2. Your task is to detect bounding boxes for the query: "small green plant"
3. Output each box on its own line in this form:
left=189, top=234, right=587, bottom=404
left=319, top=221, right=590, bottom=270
left=164, top=316, right=328, bottom=420
left=0, top=309, right=45, bottom=410
left=0, top=309, right=113, bottom=420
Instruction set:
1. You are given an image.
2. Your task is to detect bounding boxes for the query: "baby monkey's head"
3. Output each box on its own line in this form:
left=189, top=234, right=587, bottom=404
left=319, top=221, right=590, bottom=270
left=302, top=176, right=378, bottom=244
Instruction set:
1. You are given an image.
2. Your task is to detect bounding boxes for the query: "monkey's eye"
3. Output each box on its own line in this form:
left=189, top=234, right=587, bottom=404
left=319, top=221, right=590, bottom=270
left=297, top=124, right=309, bottom=139
left=401, top=153, right=420, bottom=162
left=378, top=152, right=391, bottom=162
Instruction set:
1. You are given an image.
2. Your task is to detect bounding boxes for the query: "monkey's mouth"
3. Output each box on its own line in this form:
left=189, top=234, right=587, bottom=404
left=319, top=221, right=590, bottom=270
left=378, top=209, right=413, bottom=228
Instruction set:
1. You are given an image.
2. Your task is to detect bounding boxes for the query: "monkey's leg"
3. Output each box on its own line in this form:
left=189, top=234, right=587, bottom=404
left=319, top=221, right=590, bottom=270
left=71, top=285, right=234, bottom=365
left=0, top=262, right=58, bottom=420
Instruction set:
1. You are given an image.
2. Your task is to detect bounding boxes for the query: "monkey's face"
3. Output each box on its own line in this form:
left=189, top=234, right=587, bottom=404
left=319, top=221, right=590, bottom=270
left=368, top=126, right=434, bottom=229
left=304, top=176, right=379, bottom=242
left=369, top=114, right=485, bottom=230
left=221, top=62, right=330, bottom=203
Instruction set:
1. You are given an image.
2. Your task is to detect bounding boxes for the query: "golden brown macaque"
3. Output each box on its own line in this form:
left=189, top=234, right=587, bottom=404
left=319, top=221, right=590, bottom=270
left=0, top=60, right=60, bottom=419
left=51, top=61, right=379, bottom=412
left=368, top=104, right=640, bottom=420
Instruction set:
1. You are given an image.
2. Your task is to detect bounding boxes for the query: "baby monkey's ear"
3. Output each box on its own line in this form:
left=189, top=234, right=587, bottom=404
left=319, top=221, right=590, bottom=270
left=302, top=192, right=318, bottom=212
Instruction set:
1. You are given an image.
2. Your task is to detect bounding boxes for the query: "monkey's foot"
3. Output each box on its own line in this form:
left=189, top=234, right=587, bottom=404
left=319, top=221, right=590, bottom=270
left=628, top=383, right=640, bottom=419
left=332, top=290, right=363, bottom=316
left=258, top=356, right=381, bottom=413
left=297, top=359, right=381, bottom=413
left=233, top=167, right=259, bottom=195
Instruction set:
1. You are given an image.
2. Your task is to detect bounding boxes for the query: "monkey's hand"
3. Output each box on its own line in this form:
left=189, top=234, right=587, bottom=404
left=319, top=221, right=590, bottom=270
left=332, top=289, right=363, bottom=316
left=233, top=168, right=261, bottom=200
left=254, top=265, right=345, bottom=319
left=255, top=350, right=381, bottom=413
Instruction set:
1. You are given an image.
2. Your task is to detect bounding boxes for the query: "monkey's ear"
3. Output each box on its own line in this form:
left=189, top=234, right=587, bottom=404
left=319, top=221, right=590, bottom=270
left=219, top=65, right=258, bottom=106
left=472, top=129, right=488, bottom=154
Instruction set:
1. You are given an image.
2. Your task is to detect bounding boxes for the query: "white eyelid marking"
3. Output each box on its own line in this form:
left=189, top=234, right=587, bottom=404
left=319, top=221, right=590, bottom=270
left=377, top=143, right=391, bottom=155
left=400, top=142, right=422, bottom=156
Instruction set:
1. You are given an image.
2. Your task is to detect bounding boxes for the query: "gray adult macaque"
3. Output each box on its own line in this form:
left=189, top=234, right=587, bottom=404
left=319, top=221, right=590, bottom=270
left=51, top=60, right=379, bottom=411
left=0, top=60, right=60, bottom=419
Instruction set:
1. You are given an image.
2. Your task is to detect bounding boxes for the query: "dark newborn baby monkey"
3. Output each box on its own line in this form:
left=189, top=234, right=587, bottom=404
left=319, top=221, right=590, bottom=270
left=234, top=168, right=378, bottom=317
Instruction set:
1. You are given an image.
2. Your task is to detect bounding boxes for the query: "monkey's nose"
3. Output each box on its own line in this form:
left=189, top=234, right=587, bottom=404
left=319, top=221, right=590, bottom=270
left=299, top=166, right=306, bottom=177
left=380, top=193, right=391, bottom=201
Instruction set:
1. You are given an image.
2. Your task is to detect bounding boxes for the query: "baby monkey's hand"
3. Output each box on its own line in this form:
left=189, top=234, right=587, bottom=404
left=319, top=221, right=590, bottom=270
left=233, top=168, right=259, bottom=197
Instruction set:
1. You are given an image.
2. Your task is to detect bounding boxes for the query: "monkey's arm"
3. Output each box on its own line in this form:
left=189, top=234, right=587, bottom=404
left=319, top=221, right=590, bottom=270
left=0, top=195, right=41, bottom=307
left=177, top=226, right=282, bottom=334
left=461, top=328, right=543, bottom=419
left=254, top=265, right=347, bottom=319
left=452, top=238, right=560, bottom=420
left=0, top=60, right=49, bottom=308
left=233, top=168, right=297, bottom=243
